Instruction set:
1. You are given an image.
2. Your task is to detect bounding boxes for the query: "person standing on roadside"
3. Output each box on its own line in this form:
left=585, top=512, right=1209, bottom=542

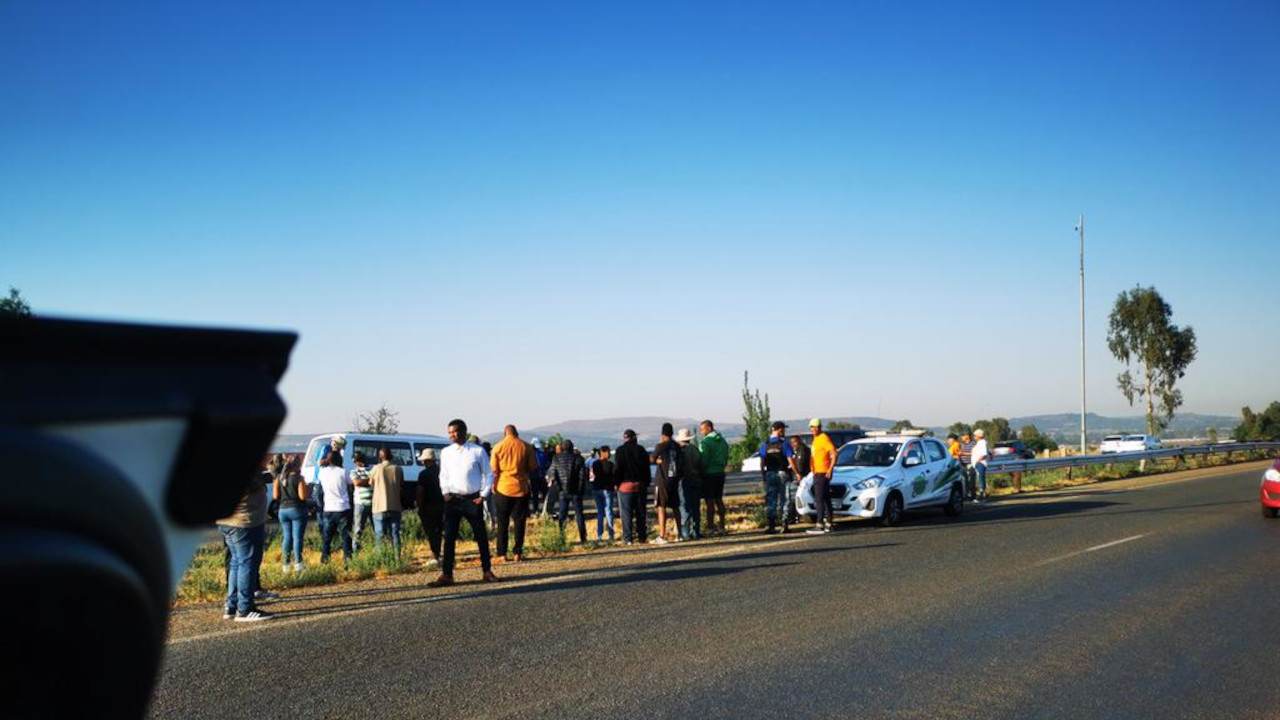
left=697, top=420, right=730, bottom=535
left=429, top=419, right=498, bottom=587
left=614, top=429, right=650, bottom=545
left=368, top=446, right=405, bottom=556
left=787, top=435, right=811, bottom=533
left=548, top=439, right=589, bottom=543
left=350, top=452, right=374, bottom=553
left=415, top=448, right=444, bottom=570
left=652, top=423, right=683, bottom=544
left=759, top=421, right=794, bottom=534
left=490, top=425, right=537, bottom=563
left=970, top=428, right=991, bottom=503
left=959, top=432, right=976, bottom=500
left=676, top=428, right=703, bottom=540
left=947, top=433, right=962, bottom=460
left=591, top=446, right=617, bottom=542
left=808, top=419, right=837, bottom=534
left=273, top=455, right=310, bottom=574
left=217, top=477, right=272, bottom=622
left=531, top=438, right=552, bottom=517
left=318, top=450, right=354, bottom=566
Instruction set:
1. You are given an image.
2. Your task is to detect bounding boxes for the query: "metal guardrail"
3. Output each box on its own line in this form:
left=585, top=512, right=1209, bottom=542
left=982, top=442, right=1280, bottom=475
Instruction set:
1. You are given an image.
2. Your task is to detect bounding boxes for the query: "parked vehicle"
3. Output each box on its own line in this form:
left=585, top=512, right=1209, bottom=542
left=795, top=433, right=964, bottom=526
left=992, top=440, right=1036, bottom=460
left=1261, top=461, right=1280, bottom=519
left=1099, top=434, right=1161, bottom=454
left=300, top=433, right=450, bottom=510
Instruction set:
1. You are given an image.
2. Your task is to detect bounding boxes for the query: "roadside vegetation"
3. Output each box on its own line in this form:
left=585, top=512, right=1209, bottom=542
left=175, top=447, right=1275, bottom=605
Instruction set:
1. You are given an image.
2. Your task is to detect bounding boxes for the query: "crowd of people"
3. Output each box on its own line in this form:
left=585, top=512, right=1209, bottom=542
left=218, top=417, right=1007, bottom=622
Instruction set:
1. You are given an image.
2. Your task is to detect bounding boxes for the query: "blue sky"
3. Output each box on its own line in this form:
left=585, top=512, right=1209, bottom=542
left=4, top=1, right=1278, bottom=435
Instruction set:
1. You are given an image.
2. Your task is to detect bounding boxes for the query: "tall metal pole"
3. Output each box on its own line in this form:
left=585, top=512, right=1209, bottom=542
left=1078, top=214, right=1087, bottom=454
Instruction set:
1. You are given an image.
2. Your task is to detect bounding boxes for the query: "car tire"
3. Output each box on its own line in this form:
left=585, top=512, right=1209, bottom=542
left=1264, top=506, right=1279, bottom=519
left=943, top=485, right=963, bottom=517
left=881, top=492, right=904, bottom=527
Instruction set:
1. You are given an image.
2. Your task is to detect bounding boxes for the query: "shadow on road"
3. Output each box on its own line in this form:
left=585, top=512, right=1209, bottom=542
left=264, top=542, right=899, bottom=620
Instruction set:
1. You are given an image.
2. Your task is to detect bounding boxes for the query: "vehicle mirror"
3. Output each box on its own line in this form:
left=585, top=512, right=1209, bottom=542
left=904, top=455, right=922, bottom=467
left=0, top=316, right=294, bottom=720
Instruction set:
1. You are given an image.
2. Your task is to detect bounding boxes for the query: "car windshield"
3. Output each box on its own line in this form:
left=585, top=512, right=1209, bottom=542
left=836, top=442, right=902, bottom=467
left=1103, top=435, right=1123, bottom=442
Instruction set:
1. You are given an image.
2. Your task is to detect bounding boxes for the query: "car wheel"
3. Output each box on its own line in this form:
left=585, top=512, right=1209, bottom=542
left=1264, top=506, right=1279, bottom=519
left=943, top=485, right=963, bottom=517
left=881, top=492, right=904, bottom=527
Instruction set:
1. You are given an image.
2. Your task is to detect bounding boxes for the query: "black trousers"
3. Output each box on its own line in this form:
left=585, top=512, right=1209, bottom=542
left=812, top=472, right=833, bottom=525
left=493, top=491, right=529, bottom=557
left=416, top=501, right=444, bottom=560
left=442, top=495, right=491, bottom=575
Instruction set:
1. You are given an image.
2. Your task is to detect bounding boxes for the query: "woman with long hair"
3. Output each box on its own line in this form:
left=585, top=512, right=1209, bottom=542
left=274, top=455, right=310, bottom=573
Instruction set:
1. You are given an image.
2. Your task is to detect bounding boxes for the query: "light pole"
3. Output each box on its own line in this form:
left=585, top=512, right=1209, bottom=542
left=1077, top=214, right=1086, bottom=454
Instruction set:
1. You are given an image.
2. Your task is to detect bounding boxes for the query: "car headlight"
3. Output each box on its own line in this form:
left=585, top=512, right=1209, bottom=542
left=1263, top=469, right=1280, bottom=484
left=855, top=475, right=885, bottom=490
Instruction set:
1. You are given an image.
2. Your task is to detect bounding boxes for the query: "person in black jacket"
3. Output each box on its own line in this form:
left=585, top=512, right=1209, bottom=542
left=415, top=448, right=444, bottom=569
left=613, top=429, right=650, bottom=545
left=547, top=439, right=588, bottom=543
left=590, top=446, right=617, bottom=542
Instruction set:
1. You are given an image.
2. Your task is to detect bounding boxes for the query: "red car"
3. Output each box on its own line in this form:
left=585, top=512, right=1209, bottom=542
left=1262, top=459, right=1280, bottom=518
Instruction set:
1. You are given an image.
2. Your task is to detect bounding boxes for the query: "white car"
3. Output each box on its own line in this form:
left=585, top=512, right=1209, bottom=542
left=1098, top=434, right=1161, bottom=454
left=796, top=433, right=965, bottom=526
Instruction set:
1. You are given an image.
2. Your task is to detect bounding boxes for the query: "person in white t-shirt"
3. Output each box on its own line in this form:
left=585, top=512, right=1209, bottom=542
left=317, top=450, right=353, bottom=565
left=970, top=429, right=991, bottom=502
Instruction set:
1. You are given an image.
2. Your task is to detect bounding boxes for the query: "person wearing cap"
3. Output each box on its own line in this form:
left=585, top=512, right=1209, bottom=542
left=651, top=422, right=683, bottom=544
left=808, top=419, right=837, bottom=533
left=970, top=428, right=991, bottom=502
left=429, top=418, right=498, bottom=587
left=490, top=424, right=538, bottom=562
left=698, top=420, right=730, bottom=535
left=758, top=421, right=795, bottom=534
left=415, top=446, right=444, bottom=568
left=614, top=429, right=650, bottom=544
left=675, top=428, right=703, bottom=540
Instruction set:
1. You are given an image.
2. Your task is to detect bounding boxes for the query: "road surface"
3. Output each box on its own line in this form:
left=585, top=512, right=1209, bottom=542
left=150, top=462, right=1280, bottom=719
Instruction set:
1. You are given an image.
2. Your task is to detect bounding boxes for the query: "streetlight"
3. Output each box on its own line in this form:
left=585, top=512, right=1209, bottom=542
left=1076, top=214, right=1086, bottom=454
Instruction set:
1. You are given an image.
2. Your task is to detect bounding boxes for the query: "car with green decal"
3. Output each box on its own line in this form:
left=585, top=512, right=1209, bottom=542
left=795, top=431, right=965, bottom=527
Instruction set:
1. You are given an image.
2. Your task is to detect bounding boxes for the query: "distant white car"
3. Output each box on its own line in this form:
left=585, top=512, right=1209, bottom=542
left=1099, top=434, right=1161, bottom=454
left=795, top=434, right=965, bottom=527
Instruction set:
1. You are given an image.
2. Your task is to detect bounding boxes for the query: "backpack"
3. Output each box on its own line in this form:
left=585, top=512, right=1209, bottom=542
left=664, top=443, right=684, bottom=480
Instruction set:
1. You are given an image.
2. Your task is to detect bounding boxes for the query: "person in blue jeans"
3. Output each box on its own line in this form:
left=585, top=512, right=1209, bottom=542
left=759, top=423, right=794, bottom=533
left=317, top=450, right=354, bottom=565
left=274, top=456, right=310, bottom=573
left=675, top=429, right=703, bottom=540
left=216, top=482, right=272, bottom=622
left=590, top=446, right=617, bottom=542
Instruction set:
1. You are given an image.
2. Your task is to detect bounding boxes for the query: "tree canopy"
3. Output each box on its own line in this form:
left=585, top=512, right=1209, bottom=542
left=0, top=287, right=31, bottom=317
left=1107, top=286, right=1197, bottom=435
left=353, top=403, right=400, bottom=435
left=1233, top=402, right=1280, bottom=442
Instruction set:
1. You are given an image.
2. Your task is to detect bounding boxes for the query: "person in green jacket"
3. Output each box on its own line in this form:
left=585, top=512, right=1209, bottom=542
left=698, top=420, right=731, bottom=535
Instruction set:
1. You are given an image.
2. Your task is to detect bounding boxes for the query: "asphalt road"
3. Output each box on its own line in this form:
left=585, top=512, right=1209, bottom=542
left=150, top=463, right=1280, bottom=719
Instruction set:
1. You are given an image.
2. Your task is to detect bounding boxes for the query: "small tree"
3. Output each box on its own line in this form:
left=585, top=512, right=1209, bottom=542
left=973, top=417, right=1014, bottom=442
left=827, top=421, right=861, bottom=431
left=1019, top=424, right=1058, bottom=453
left=737, top=371, right=771, bottom=454
left=0, top=287, right=31, bottom=317
left=889, top=419, right=915, bottom=433
left=948, top=422, right=973, bottom=437
left=1206, top=427, right=1218, bottom=444
left=1234, top=402, right=1280, bottom=442
left=1107, top=286, right=1198, bottom=435
left=353, top=403, right=400, bottom=435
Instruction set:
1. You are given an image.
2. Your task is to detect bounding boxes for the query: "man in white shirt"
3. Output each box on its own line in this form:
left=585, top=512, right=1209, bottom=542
left=428, top=418, right=499, bottom=587
left=970, top=428, right=990, bottom=503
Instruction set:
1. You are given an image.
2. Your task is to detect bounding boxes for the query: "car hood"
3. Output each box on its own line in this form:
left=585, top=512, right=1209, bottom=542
left=832, top=465, right=894, bottom=483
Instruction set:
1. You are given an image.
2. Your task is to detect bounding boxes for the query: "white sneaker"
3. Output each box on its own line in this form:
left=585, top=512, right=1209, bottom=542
left=653, top=537, right=669, bottom=545
left=425, top=558, right=440, bottom=569
left=293, top=562, right=303, bottom=573
left=222, top=608, right=234, bottom=620
left=805, top=528, right=825, bottom=535
left=234, top=610, right=273, bottom=622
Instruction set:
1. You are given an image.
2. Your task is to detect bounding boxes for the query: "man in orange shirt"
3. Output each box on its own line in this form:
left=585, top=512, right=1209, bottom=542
left=808, top=418, right=837, bottom=534
left=490, top=424, right=538, bottom=562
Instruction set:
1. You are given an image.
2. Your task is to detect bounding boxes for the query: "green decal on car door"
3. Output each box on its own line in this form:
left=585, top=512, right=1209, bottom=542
left=911, top=475, right=928, bottom=497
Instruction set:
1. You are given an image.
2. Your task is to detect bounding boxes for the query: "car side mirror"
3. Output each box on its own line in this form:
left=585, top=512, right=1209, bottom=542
left=904, top=455, right=922, bottom=467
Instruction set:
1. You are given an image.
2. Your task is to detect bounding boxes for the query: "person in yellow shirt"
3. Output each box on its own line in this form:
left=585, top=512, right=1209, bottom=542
left=947, top=433, right=962, bottom=459
left=808, top=419, right=837, bottom=534
left=490, top=424, right=538, bottom=562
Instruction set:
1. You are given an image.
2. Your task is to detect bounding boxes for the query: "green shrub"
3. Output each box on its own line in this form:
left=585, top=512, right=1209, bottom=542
left=534, top=522, right=569, bottom=554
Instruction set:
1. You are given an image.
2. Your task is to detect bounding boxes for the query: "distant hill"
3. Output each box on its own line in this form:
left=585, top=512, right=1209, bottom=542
left=276, top=411, right=1238, bottom=453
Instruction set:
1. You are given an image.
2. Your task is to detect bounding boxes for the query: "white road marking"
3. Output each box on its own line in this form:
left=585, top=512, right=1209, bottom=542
left=169, top=535, right=816, bottom=646
left=1034, top=534, right=1147, bottom=567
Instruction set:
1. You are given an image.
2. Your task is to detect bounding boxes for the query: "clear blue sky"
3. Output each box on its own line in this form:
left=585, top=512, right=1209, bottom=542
left=4, top=1, right=1278, bottom=435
